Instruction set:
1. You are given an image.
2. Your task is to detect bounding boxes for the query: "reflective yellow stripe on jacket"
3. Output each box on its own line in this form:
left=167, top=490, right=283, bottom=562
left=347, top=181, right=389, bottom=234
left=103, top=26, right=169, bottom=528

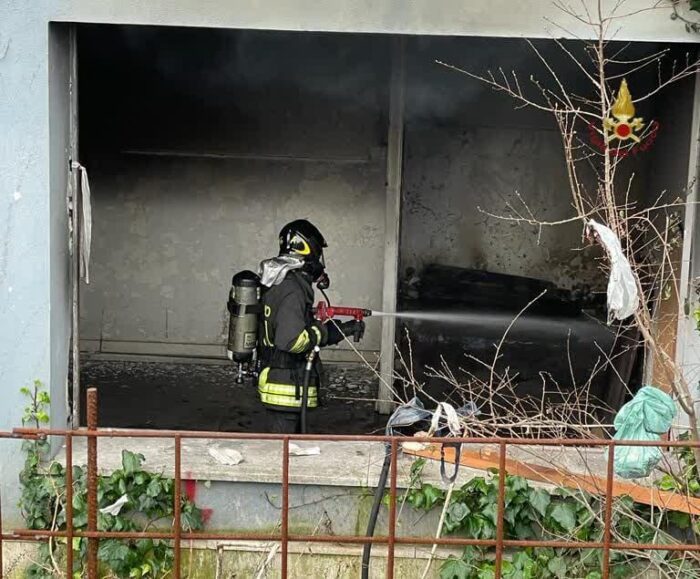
left=289, top=330, right=311, bottom=354
left=288, top=325, right=322, bottom=354
left=258, top=367, right=318, bottom=409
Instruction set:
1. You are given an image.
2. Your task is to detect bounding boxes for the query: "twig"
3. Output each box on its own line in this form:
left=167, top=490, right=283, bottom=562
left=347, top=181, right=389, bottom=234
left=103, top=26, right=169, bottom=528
left=419, top=482, right=455, bottom=579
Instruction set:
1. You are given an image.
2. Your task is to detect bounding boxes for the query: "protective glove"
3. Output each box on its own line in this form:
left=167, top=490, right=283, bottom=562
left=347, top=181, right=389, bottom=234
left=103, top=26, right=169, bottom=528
left=342, top=320, right=365, bottom=342
left=325, top=320, right=365, bottom=346
left=324, top=320, right=344, bottom=346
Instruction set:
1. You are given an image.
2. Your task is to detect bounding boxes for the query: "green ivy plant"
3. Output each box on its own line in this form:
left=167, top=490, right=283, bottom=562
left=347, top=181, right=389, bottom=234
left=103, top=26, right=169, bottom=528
left=393, top=458, right=699, bottom=579
left=19, top=382, right=204, bottom=578
left=19, top=380, right=53, bottom=529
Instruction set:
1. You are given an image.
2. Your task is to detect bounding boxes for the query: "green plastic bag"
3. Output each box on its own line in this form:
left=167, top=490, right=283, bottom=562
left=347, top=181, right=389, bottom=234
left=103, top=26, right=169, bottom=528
left=610, top=386, right=676, bottom=479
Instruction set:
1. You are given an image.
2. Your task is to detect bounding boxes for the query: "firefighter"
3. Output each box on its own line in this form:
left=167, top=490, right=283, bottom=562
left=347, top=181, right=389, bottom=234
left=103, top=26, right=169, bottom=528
left=257, top=219, right=365, bottom=433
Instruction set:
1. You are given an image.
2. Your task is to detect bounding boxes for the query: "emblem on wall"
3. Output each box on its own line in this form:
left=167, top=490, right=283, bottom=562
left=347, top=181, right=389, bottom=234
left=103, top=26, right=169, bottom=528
left=588, top=79, right=660, bottom=158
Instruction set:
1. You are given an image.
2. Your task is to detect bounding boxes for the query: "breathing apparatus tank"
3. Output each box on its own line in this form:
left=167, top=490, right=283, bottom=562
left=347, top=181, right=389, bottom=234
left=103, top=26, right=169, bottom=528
left=227, top=270, right=261, bottom=382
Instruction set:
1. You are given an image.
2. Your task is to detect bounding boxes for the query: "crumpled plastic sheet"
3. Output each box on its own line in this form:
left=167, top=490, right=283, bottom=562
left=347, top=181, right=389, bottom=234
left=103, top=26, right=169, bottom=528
left=385, top=397, right=432, bottom=435
left=386, top=397, right=479, bottom=436
left=610, top=386, right=676, bottom=479
left=208, top=446, right=244, bottom=466
left=387, top=398, right=480, bottom=484
left=68, top=161, right=92, bottom=284
left=429, top=402, right=464, bottom=437
left=100, top=494, right=129, bottom=516
left=587, top=219, right=639, bottom=322
left=289, top=443, right=321, bottom=456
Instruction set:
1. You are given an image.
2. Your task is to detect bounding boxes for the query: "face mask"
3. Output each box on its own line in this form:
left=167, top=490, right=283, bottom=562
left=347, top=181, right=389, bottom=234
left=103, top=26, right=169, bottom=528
left=316, top=272, right=330, bottom=290
left=304, top=257, right=328, bottom=289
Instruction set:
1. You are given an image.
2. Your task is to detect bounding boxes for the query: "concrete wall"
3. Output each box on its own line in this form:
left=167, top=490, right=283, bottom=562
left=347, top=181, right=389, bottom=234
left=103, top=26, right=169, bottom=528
left=399, top=37, right=654, bottom=290
left=49, top=25, right=72, bottom=433
left=2, top=0, right=700, bottom=526
left=643, top=73, right=695, bottom=392
left=78, top=29, right=390, bottom=357
left=677, top=73, right=700, bottom=426
left=0, top=2, right=62, bottom=524
left=401, top=123, right=597, bottom=288
left=47, top=0, right=700, bottom=43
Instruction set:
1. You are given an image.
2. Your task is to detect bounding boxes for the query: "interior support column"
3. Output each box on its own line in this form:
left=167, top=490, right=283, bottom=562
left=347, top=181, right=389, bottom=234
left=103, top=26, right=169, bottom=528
left=376, top=37, right=405, bottom=415
left=676, top=71, right=700, bottom=429
left=70, top=25, right=81, bottom=427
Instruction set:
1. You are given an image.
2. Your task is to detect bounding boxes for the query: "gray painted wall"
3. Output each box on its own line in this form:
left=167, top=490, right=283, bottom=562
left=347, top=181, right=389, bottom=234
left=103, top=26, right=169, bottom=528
left=400, top=38, right=655, bottom=290
left=48, top=0, right=700, bottom=43
left=402, top=124, right=599, bottom=288
left=49, top=25, right=72, bottom=437
left=78, top=29, right=390, bottom=357
left=80, top=157, right=387, bottom=355
left=2, top=0, right=700, bottom=526
left=0, top=2, right=57, bottom=524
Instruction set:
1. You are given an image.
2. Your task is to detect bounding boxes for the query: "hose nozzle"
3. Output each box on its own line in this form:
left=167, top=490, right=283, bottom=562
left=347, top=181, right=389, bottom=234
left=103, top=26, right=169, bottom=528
left=314, top=301, right=372, bottom=322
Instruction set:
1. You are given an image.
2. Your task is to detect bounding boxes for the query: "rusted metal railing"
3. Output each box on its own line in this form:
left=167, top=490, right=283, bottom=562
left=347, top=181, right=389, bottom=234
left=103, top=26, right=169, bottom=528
left=2, top=387, right=700, bottom=579
left=86, top=389, right=98, bottom=577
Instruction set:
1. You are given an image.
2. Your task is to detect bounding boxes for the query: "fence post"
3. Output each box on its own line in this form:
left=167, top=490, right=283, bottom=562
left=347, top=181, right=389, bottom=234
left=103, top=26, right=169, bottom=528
left=281, top=437, right=290, bottom=578
left=387, top=438, right=399, bottom=579
left=86, top=388, right=98, bottom=579
left=174, top=436, right=182, bottom=578
left=602, top=442, right=615, bottom=579
left=1, top=484, right=4, bottom=579
left=494, top=441, right=507, bottom=578
left=66, top=433, right=74, bottom=578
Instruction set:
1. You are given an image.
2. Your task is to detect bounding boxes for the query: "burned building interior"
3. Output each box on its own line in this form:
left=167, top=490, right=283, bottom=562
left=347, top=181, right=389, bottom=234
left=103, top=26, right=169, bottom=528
left=76, top=25, right=694, bottom=434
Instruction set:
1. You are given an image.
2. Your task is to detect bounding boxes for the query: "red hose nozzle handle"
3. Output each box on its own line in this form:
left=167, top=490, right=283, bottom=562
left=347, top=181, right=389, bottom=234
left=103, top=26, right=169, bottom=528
left=314, top=301, right=372, bottom=322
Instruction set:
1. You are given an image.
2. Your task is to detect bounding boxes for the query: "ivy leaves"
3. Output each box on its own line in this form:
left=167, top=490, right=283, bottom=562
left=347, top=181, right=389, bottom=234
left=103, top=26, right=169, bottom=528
left=122, top=450, right=146, bottom=475
left=405, top=483, right=445, bottom=510
left=441, top=556, right=471, bottom=579
left=548, top=501, right=577, bottom=533
left=390, top=455, right=697, bottom=579
left=23, top=448, right=204, bottom=578
left=528, top=488, right=551, bottom=518
left=21, top=380, right=50, bottom=426
left=18, top=385, right=204, bottom=578
left=98, top=537, right=173, bottom=579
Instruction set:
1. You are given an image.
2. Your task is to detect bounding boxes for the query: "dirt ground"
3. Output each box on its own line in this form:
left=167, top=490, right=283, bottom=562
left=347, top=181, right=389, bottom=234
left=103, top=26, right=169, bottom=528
left=80, top=359, right=387, bottom=434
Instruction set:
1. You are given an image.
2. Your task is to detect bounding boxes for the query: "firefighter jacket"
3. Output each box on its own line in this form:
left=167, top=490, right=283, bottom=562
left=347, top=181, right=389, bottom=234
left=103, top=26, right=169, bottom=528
left=258, top=270, right=324, bottom=411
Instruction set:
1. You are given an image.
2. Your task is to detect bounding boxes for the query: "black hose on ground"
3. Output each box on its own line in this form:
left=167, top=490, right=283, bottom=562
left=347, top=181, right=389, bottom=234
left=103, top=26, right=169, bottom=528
left=361, top=443, right=392, bottom=579
left=299, top=346, right=319, bottom=434
left=300, top=369, right=311, bottom=434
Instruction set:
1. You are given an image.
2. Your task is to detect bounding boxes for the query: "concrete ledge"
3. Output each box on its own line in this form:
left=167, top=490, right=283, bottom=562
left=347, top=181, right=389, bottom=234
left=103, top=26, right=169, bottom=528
left=55, top=434, right=613, bottom=488
left=1, top=541, right=40, bottom=579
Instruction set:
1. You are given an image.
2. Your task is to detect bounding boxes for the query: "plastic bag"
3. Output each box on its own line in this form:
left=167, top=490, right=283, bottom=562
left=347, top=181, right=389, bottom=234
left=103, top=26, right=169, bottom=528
left=587, top=219, right=639, bottom=322
left=611, top=386, right=676, bottom=479
left=386, top=397, right=432, bottom=435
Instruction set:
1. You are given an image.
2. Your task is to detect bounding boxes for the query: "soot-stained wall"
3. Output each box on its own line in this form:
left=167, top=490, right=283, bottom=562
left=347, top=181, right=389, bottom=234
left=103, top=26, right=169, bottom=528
left=78, top=27, right=390, bottom=358
left=400, top=37, right=654, bottom=290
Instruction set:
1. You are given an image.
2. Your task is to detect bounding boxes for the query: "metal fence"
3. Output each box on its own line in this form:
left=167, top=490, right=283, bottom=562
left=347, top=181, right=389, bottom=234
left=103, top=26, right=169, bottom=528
left=2, top=387, right=700, bottom=579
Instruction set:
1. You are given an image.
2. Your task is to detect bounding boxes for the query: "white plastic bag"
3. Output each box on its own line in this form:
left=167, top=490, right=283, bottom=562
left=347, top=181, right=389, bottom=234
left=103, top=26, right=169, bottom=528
left=100, top=494, right=128, bottom=516
left=289, top=443, right=321, bottom=456
left=429, top=402, right=463, bottom=437
left=208, top=446, right=244, bottom=466
left=587, top=220, right=639, bottom=321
